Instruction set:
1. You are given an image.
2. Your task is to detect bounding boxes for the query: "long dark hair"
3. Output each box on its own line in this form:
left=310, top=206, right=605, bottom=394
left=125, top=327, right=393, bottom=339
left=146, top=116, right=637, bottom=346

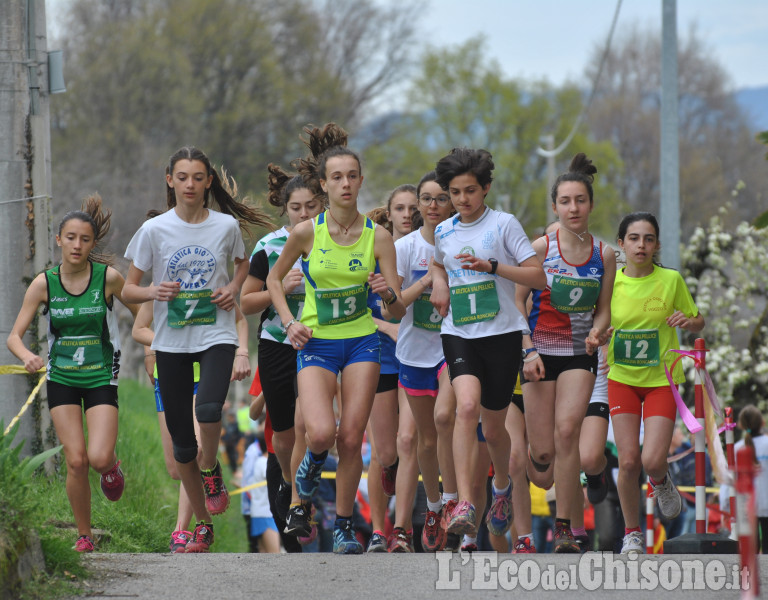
left=150, top=146, right=273, bottom=236
left=266, top=163, right=314, bottom=216
left=616, top=212, right=662, bottom=266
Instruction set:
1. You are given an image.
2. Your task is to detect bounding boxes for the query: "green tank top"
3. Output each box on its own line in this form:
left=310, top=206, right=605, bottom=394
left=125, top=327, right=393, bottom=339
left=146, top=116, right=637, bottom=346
left=46, top=262, right=120, bottom=388
left=300, top=211, right=377, bottom=339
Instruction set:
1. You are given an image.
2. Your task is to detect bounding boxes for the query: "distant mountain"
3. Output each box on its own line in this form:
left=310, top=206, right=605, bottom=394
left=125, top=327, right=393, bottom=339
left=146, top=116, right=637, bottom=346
left=736, top=86, right=768, bottom=133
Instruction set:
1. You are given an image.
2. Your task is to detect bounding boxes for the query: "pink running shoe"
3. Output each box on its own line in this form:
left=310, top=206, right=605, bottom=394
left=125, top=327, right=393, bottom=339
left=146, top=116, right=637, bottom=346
left=169, top=530, right=192, bottom=553
left=74, top=535, right=94, bottom=552
left=201, top=461, right=230, bottom=515
left=447, top=500, right=477, bottom=536
left=100, top=460, right=125, bottom=501
left=185, top=522, right=214, bottom=553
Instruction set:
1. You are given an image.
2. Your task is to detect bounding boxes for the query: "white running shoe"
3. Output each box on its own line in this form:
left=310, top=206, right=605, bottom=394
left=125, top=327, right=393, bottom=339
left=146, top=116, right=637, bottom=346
left=620, top=531, right=645, bottom=555
left=651, top=473, right=682, bottom=519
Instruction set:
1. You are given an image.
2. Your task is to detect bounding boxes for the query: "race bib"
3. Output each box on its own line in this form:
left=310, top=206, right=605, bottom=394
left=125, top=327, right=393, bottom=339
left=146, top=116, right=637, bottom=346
left=168, top=290, right=217, bottom=328
left=550, top=275, right=600, bottom=313
left=286, top=293, right=306, bottom=321
left=614, top=329, right=660, bottom=367
left=449, top=280, right=500, bottom=326
left=413, top=293, right=442, bottom=331
left=54, top=336, right=104, bottom=370
left=315, top=284, right=367, bottom=325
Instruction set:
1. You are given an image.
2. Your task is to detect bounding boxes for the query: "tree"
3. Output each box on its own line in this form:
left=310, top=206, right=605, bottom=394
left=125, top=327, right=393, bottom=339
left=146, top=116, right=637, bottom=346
left=587, top=24, right=766, bottom=236
left=681, top=201, right=768, bottom=413
left=49, top=0, right=423, bottom=252
left=358, top=38, right=626, bottom=237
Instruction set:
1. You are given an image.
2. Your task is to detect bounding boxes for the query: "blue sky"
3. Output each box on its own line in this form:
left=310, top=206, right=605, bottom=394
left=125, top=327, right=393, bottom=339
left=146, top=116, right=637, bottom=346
left=420, top=0, right=768, bottom=89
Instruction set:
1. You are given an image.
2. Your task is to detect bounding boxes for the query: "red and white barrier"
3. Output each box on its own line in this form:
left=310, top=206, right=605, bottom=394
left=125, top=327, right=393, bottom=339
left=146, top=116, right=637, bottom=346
left=724, top=406, right=738, bottom=539
left=646, top=477, right=655, bottom=554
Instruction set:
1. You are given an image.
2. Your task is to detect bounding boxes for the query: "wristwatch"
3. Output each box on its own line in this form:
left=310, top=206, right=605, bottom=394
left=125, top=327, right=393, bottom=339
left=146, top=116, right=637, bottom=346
left=488, top=258, right=498, bottom=275
left=383, top=287, right=397, bottom=305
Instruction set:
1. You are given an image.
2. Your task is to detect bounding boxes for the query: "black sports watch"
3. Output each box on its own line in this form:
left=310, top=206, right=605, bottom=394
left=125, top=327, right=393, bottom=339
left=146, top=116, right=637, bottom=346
left=383, top=286, right=397, bottom=305
left=488, top=258, right=498, bottom=275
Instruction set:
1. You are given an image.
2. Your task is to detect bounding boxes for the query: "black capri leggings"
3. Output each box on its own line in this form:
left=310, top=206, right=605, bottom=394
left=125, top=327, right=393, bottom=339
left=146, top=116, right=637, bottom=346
left=156, top=344, right=236, bottom=464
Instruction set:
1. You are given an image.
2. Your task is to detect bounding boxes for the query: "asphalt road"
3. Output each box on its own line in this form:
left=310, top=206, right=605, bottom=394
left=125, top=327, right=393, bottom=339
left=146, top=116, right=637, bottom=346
left=66, top=552, right=766, bottom=599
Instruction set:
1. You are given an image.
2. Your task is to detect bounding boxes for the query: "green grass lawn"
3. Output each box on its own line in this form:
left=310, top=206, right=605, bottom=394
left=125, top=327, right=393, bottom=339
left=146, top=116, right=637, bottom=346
left=4, top=377, right=249, bottom=598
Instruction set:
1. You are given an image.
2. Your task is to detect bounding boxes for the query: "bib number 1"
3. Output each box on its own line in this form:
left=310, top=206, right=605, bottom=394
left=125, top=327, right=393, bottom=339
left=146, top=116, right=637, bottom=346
left=449, top=280, right=500, bottom=326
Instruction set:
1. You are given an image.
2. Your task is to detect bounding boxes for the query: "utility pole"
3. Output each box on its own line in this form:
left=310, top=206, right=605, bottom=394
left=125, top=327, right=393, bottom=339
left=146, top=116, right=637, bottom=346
left=660, top=0, right=681, bottom=269
left=0, top=0, right=53, bottom=455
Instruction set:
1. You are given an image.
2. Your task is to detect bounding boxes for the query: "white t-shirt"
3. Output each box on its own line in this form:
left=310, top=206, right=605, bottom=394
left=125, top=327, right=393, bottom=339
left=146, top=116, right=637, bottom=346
left=125, top=208, right=246, bottom=352
left=433, top=207, right=535, bottom=338
left=395, top=228, right=445, bottom=368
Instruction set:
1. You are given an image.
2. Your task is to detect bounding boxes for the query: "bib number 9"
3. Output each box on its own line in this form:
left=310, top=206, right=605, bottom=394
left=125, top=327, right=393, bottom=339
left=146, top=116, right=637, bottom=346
left=550, top=275, right=600, bottom=313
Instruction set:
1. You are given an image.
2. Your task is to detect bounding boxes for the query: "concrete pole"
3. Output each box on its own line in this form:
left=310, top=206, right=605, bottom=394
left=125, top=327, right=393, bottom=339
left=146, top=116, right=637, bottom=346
left=0, top=0, right=53, bottom=455
left=660, top=0, right=681, bottom=270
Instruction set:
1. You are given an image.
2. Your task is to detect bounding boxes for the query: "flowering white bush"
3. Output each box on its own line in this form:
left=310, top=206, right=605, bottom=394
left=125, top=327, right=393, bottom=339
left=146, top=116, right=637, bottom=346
left=680, top=203, right=768, bottom=413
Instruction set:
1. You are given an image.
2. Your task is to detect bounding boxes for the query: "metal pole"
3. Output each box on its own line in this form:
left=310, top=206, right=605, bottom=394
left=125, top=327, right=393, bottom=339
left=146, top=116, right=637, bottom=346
left=660, top=0, right=680, bottom=269
left=0, top=0, right=52, bottom=455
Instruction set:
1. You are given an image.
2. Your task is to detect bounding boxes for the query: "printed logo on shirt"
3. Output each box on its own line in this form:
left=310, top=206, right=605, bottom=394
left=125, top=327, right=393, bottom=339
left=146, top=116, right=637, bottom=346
left=319, top=248, right=332, bottom=254
left=348, top=259, right=365, bottom=271
left=644, top=297, right=668, bottom=312
left=167, top=245, right=217, bottom=290
left=90, top=290, right=101, bottom=303
left=418, top=258, right=429, bottom=268
left=51, top=308, right=75, bottom=317
left=460, top=246, right=475, bottom=256
left=589, top=267, right=599, bottom=275
left=482, top=231, right=495, bottom=250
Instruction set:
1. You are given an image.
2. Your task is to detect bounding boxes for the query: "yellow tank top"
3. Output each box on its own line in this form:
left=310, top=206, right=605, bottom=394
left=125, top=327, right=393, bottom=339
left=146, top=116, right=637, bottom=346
left=300, top=211, right=377, bottom=339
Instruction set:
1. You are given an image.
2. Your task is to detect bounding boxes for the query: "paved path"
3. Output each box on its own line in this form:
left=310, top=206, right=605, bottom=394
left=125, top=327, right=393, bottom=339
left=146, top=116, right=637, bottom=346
left=67, top=552, right=766, bottom=599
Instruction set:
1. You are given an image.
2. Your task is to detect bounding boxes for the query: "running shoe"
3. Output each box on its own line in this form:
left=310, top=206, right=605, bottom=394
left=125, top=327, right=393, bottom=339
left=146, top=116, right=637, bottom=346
left=387, top=527, right=414, bottom=553
left=586, top=468, right=608, bottom=505
left=366, top=531, right=388, bottom=553
left=553, top=522, right=581, bottom=553
left=295, top=450, right=325, bottom=501
left=185, top=521, right=214, bottom=553
left=574, top=534, right=591, bottom=552
left=100, top=460, right=125, bottom=501
left=485, top=483, right=513, bottom=536
left=169, top=530, right=192, bottom=554
left=422, top=509, right=447, bottom=552
left=275, top=477, right=292, bottom=521
left=620, top=530, right=645, bottom=555
left=447, top=500, right=477, bottom=536
left=74, top=535, right=94, bottom=553
left=513, top=536, right=536, bottom=553
left=200, top=461, right=230, bottom=515
left=460, top=540, right=478, bottom=553
left=333, top=518, right=363, bottom=554
left=441, top=499, right=458, bottom=530
left=651, top=473, right=682, bottom=519
left=284, top=502, right=312, bottom=537
left=297, top=505, right=318, bottom=546
left=444, top=533, right=461, bottom=552
left=381, top=458, right=398, bottom=497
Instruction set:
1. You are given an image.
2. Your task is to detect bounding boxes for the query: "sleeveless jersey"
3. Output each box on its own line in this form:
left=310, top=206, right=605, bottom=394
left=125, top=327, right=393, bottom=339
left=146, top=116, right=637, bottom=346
left=395, top=228, right=445, bottom=368
left=433, top=207, right=534, bottom=339
left=529, top=231, right=605, bottom=356
left=250, top=226, right=305, bottom=345
left=45, top=262, right=121, bottom=387
left=300, top=211, right=377, bottom=340
left=607, top=265, right=698, bottom=387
